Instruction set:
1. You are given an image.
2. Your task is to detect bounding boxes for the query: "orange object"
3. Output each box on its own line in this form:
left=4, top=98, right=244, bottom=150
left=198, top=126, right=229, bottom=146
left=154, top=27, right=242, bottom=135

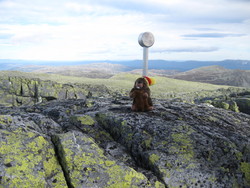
left=144, top=76, right=156, bottom=86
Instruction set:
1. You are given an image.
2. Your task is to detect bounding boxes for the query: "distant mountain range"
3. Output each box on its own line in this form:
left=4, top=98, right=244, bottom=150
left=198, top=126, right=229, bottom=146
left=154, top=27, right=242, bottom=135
left=0, top=59, right=250, bottom=72
left=1, top=59, right=249, bottom=88
left=114, top=59, right=250, bottom=71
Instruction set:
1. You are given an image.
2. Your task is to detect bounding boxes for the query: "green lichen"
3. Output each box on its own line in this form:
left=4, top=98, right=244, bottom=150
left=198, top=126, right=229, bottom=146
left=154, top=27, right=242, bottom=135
left=236, top=152, right=243, bottom=160
left=95, top=113, right=109, bottom=127
left=170, top=130, right=195, bottom=162
left=241, top=162, right=250, bottom=186
left=121, top=120, right=126, bottom=127
left=120, top=120, right=132, bottom=135
left=0, top=128, right=67, bottom=187
left=55, top=132, right=152, bottom=187
left=0, top=115, right=13, bottom=125
left=149, top=154, right=160, bottom=165
left=86, top=99, right=94, bottom=107
left=105, top=160, right=116, bottom=167
left=71, top=115, right=95, bottom=126
left=154, top=125, right=207, bottom=187
left=144, top=138, right=152, bottom=149
left=142, top=130, right=153, bottom=149
left=105, top=165, right=146, bottom=188
left=208, top=176, right=217, bottom=183
left=221, top=102, right=230, bottom=110
left=229, top=101, right=240, bottom=112
left=208, top=116, right=219, bottom=122
left=154, top=181, right=165, bottom=188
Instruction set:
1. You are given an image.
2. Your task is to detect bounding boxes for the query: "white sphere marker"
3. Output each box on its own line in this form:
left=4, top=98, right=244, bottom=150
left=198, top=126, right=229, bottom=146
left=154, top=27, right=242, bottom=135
left=138, top=32, right=155, bottom=76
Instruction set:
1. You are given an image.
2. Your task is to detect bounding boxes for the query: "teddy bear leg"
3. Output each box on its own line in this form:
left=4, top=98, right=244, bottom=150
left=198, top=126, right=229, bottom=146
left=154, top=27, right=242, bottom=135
left=131, top=104, right=137, bottom=111
left=147, top=106, right=153, bottom=111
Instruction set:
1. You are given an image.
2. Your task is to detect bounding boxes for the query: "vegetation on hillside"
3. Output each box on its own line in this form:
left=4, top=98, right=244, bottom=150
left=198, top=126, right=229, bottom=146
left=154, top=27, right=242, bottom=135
left=170, top=65, right=250, bottom=88
left=1, top=71, right=249, bottom=114
left=0, top=71, right=230, bottom=97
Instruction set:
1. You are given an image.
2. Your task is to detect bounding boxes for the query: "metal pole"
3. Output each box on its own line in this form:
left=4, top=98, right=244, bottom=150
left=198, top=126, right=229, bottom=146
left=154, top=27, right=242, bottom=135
left=138, top=32, right=154, bottom=77
left=143, top=47, right=148, bottom=76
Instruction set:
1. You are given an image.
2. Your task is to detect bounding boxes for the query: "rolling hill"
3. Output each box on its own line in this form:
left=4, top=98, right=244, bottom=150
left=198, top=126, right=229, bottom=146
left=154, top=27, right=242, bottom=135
left=1, top=59, right=249, bottom=88
left=29, top=63, right=127, bottom=78
left=169, top=65, right=250, bottom=88
left=0, top=70, right=230, bottom=99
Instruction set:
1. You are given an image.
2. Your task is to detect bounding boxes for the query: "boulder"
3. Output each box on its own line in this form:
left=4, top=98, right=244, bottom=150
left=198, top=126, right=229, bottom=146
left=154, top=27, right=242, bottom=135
left=0, top=97, right=249, bottom=188
left=95, top=101, right=250, bottom=187
left=52, top=131, right=154, bottom=187
left=0, top=115, right=67, bottom=187
left=235, top=97, right=250, bottom=115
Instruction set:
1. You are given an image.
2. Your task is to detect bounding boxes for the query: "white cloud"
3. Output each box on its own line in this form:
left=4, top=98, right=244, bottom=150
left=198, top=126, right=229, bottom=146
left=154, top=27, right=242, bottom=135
left=152, top=46, right=219, bottom=53
left=0, top=0, right=249, bottom=61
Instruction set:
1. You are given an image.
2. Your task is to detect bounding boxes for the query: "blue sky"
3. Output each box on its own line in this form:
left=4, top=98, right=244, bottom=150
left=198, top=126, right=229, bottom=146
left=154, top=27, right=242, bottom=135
left=0, top=0, right=249, bottom=61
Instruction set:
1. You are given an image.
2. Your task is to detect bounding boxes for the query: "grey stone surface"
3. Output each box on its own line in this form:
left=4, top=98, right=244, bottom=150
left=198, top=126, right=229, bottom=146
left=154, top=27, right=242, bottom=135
left=0, top=96, right=249, bottom=187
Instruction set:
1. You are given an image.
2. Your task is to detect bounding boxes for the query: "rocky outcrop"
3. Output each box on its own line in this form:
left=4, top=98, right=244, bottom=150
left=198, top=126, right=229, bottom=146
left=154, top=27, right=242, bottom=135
left=0, top=75, right=111, bottom=107
left=1, top=73, right=250, bottom=116
left=235, top=97, right=250, bottom=115
left=193, top=88, right=250, bottom=115
left=0, top=96, right=249, bottom=188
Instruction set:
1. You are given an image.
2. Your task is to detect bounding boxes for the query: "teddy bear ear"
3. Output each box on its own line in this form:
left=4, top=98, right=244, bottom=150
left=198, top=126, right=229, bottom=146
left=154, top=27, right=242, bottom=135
left=144, top=76, right=156, bottom=86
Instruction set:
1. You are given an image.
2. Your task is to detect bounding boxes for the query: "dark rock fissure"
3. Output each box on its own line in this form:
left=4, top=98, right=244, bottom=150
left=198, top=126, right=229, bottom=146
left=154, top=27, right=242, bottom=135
left=51, top=135, right=74, bottom=188
left=62, top=99, right=166, bottom=186
left=72, top=115, right=167, bottom=187
left=95, top=112, right=167, bottom=187
left=34, top=81, right=39, bottom=100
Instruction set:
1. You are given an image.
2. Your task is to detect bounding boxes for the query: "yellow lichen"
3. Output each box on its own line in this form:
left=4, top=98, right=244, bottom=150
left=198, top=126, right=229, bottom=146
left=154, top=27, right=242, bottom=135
left=0, top=115, right=13, bottom=125
left=105, top=160, right=116, bottom=167
left=0, top=128, right=67, bottom=187
left=149, top=154, right=160, bottom=165
left=56, top=132, right=152, bottom=187
left=71, top=115, right=95, bottom=126
left=154, top=180, right=165, bottom=188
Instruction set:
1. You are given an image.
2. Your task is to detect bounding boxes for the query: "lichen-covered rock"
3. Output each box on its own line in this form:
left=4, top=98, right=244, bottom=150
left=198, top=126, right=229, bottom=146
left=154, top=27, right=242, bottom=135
left=0, top=115, right=67, bottom=187
left=52, top=131, right=155, bottom=188
left=235, top=97, right=250, bottom=115
left=0, top=100, right=165, bottom=187
left=0, top=97, right=249, bottom=188
left=95, top=101, right=250, bottom=188
left=0, top=75, right=111, bottom=106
